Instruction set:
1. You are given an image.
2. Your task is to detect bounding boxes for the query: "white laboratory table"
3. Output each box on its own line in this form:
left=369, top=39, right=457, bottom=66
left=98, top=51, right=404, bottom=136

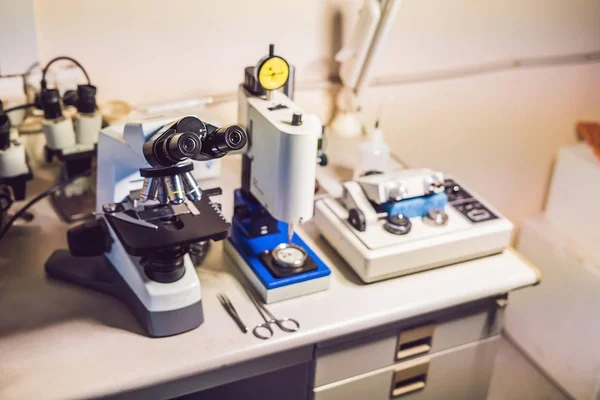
left=0, top=154, right=539, bottom=400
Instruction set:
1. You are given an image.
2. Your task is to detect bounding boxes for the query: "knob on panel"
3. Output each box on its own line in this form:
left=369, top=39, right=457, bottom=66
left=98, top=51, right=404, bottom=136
left=291, top=112, right=303, bottom=126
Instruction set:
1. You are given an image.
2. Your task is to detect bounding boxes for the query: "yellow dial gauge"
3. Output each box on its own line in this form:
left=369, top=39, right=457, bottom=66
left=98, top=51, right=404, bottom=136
left=257, top=56, right=290, bottom=91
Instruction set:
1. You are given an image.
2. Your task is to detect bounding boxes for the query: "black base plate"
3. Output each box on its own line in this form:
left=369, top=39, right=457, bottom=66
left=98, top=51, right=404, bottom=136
left=45, top=250, right=204, bottom=337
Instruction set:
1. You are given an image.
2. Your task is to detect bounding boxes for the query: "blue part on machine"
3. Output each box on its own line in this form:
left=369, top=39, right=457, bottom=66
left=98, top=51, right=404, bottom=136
left=382, top=192, right=448, bottom=218
left=228, top=190, right=330, bottom=290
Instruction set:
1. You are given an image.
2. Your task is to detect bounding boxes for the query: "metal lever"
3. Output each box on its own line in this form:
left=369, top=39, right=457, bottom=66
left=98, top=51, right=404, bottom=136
left=396, top=323, right=435, bottom=361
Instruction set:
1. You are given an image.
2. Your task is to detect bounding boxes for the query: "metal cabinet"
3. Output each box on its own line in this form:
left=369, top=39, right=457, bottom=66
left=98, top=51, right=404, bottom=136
left=312, top=298, right=504, bottom=399
left=314, top=299, right=503, bottom=387
left=313, top=336, right=500, bottom=400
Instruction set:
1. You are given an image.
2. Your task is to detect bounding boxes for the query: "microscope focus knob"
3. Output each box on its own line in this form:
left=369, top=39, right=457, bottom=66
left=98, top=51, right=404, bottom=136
left=67, top=218, right=111, bottom=257
left=291, top=112, right=303, bottom=126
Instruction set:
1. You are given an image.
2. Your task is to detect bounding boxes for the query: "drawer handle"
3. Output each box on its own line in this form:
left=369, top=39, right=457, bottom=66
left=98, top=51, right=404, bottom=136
left=396, top=324, right=435, bottom=361
left=391, top=360, right=429, bottom=398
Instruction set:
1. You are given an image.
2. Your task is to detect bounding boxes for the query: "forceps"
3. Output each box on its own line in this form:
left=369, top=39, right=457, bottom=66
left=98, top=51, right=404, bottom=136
left=217, top=293, right=248, bottom=334
left=244, top=288, right=300, bottom=340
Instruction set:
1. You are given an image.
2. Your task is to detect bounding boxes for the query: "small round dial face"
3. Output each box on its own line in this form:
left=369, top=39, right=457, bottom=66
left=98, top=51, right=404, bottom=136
left=257, top=56, right=290, bottom=91
left=272, top=243, right=307, bottom=268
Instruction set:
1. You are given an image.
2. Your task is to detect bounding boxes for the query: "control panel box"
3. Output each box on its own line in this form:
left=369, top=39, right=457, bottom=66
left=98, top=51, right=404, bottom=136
left=314, top=178, right=513, bottom=283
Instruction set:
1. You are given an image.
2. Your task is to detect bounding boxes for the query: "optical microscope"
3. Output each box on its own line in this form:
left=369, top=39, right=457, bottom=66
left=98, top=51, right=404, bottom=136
left=314, top=169, right=514, bottom=283
left=45, top=115, right=247, bottom=337
left=40, top=83, right=102, bottom=220
left=224, top=45, right=331, bottom=303
left=0, top=100, right=33, bottom=226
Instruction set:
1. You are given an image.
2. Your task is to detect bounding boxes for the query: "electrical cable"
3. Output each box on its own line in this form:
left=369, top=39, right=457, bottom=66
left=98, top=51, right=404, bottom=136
left=4, top=103, right=36, bottom=114
left=41, top=56, right=91, bottom=90
left=0, top=169, right=94, bottom=242
left=23, top=61, right=40, bottom=78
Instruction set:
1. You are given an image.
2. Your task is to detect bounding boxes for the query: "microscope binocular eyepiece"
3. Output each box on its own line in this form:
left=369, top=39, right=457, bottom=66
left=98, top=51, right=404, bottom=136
left=56, top=84, right=98, bottom=114
left=143, top=116, right=207, bottom=167
left=203, top=125, right=247, bottom=155
left=143, top=116, right=247, bottom=167
left=167, top=132, right=202, bottom=161
left=216, top=125, right=247, bottom=151
left=145, top=128, right=203, bottom=167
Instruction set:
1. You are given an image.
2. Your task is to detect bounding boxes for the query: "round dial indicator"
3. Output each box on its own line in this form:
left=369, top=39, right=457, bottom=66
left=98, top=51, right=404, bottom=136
left=272, top=243, right=307, bottom=268
left=257, top=56, right=290, bottom=91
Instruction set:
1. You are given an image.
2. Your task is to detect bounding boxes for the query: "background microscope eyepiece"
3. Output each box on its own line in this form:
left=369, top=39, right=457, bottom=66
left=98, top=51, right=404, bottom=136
left=41, top=88, right=62, bottom=120
left=76, top=84, right=97, bottom=114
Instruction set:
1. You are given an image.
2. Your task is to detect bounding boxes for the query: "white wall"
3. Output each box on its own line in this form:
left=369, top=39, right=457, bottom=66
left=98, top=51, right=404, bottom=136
left=34, top=0, right=344, bottom=106
left=0, top=1, right=38, bottom=75
left=27, top=0, right=600, bottom=230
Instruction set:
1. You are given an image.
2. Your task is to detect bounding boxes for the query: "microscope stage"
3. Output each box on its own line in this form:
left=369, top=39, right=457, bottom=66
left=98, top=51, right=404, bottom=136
left=105, top=196, right=230, bottom=256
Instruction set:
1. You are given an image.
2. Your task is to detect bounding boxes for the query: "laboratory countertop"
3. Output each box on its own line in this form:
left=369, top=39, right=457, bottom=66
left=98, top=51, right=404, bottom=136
left=0, top=154, right=539, bottom=400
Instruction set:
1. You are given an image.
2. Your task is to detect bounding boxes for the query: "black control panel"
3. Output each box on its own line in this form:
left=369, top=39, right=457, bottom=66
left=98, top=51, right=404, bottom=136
left=444, top=179, right=498, bottom=223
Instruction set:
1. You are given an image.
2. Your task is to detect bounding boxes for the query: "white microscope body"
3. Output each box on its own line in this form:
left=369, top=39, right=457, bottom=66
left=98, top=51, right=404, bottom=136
left=96, top=117, right=204, bottom=329
left=46, top=115, right=246, bottom=336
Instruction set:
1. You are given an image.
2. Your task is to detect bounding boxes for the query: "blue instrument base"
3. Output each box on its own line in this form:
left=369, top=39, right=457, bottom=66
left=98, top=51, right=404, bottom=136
left=381, top=192, right=448, bottom=219
left=229, top=190, right=330, bottom=291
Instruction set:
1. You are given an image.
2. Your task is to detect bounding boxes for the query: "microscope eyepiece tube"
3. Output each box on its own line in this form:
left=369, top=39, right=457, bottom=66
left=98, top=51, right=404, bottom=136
left=165, top=131, right=202, bottom=162
left=205, top=125, right=247, bottom=153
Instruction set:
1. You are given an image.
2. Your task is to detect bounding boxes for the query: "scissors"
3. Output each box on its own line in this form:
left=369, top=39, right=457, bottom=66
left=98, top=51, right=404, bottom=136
left=244, top=288, right=300, bottom=340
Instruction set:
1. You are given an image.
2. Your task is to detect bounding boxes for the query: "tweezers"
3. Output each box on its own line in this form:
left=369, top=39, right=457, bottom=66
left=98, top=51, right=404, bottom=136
left=217, top=292, right=248, bottom=334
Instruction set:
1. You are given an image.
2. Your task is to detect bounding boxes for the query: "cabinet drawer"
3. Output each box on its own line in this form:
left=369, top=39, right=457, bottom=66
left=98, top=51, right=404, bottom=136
left=315, top=299, right=503, bottom=386
left=313, top=335, right=500, bottom=400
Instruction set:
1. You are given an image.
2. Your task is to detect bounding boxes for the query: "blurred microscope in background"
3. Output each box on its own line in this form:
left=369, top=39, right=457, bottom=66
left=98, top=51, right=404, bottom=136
left=0, top=56, right=103, bottom=225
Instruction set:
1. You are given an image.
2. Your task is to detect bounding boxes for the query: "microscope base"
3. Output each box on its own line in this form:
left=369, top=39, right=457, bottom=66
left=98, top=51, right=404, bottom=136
left=45, top=250, right=204, bottom=338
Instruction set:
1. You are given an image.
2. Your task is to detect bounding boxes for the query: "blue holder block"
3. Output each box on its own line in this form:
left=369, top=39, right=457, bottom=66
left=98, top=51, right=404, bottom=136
left=382, top=192, right=448, bottom=219
left=229, top=190, right=330, bottom=290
